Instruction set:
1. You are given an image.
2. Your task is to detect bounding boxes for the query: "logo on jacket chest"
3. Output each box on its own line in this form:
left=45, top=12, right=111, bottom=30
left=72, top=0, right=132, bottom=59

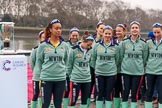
left=45, top=47, right=51, bottom=52
left=125, top=45, right=129, bottom=49
left=77, top=54, right=82, bottom=58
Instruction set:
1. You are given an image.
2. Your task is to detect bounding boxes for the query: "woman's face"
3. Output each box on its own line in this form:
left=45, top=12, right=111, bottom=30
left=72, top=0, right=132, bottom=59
left=50, top=23, right=62, bottom=37
left=70, top=31, right=79, bottom=42
left=130, top=24, right=140, bottom=36
left=116, top=26, right=125, bottom=39
left=103, top=29, right=112, bottom=42
left=96, top=24, right=105, bottom=36
left=153, top=27, right=162, bottom=38
left=40, top=33, right=46, bottom=42
left=82, top=40, right=93, bottom=49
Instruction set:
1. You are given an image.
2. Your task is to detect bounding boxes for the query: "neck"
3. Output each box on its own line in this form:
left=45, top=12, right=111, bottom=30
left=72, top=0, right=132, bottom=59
left=156, top=37, right=161, bottom=43
left=70, top=39, right=77, bottom=44
left=50, top=35, right=59, bottom=42
left=131, top=35, right=138, bottom=41
left=96, top=34, right=102, bottom=40
left=118, top=37, right=123, bottom=42
left=80, top=43, right=86, bottom=49
left=104, top=39, right=110, bottom=44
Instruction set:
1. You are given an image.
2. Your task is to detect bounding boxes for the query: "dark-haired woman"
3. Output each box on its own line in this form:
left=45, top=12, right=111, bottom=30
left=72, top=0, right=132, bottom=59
left=91, top=25, right=119, bottom=108
left=145, top=22, right=162, bottom=108
left=120, top=21, right=147, bottom=108
left=113, top=24, right=127, bottom=108
left=35, top=19, right=69, bottom=108
left=30, top=30, right=45, bottom=108
left=63, top=27, right=80, bottom=108
left=67, top=32, right=94, bottom=108
left=89, top=21, right=105, bottom=104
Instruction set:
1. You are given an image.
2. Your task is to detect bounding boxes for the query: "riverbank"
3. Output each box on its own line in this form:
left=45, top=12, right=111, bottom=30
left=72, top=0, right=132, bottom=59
left=14, top=26, right=148, bottom=38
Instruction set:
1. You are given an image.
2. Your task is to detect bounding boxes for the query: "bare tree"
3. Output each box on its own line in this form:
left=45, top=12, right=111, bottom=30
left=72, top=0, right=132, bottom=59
left=0, top=0, right=13, bottom=14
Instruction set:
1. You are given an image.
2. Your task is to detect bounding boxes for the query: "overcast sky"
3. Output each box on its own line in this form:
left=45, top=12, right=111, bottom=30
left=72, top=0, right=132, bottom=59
left=104, top=0, right=162, bottom=10
left=122, top=0, right=162, bottom=10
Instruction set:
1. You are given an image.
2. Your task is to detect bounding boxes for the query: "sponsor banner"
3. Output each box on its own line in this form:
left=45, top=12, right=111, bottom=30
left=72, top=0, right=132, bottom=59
left=0, top=55, right=27, bottom=108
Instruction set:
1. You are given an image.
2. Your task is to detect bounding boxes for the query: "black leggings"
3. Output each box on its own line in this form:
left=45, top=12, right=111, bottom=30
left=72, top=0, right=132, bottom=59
left=96, top=75, right=116, bottom=101
left=145, top=74, right=162, bottom=103
left=114, top=74, right=122, bottom=98
left=89, top=66, right=96, bottom=98
left=69, top=82, right=91, bottom=106
left=64, top=76, right=70, bottom=98
left=32, top=81, right=40, bottom=101
left=121, top=74, right=143, bottom=102
left=41, top=80, right=65, bottom=108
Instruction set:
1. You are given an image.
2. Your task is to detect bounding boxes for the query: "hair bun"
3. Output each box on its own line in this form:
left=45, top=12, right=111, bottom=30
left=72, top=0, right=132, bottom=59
left=84, top=30, right=89, bottom=36
left=123, top=23, right=127, bottom=28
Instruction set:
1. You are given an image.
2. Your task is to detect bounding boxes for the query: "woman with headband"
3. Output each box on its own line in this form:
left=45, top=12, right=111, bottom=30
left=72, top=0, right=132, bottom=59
left=91, top=25, right=119, bottom=108
left=35, top=19, right=69, bottom=108
left=89, top=21, right=105, bottom=104
left=113, top=23, right=127, bottom=108
left=120, top=21, right=147, bottom=108
left=145, top=22, right=162, bottom=108
left=30, top=30, right=45, bottom=108
left=66, top=27, right=80, bottom=47
left=67, top=31, right=94, bottom=108
left=63, top=27, right=80, bottom=108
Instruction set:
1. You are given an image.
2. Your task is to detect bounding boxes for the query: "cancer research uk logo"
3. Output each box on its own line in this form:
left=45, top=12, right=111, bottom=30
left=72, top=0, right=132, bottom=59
left=2, top=60, right=11, bottom=71
left=2, top=59, right=26, bottom=71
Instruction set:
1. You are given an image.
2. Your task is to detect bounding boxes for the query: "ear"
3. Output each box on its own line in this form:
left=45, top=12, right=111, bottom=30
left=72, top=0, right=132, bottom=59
left=49, top=28, right=52, bottom=33
left=96, top=27, right=98, bottom=31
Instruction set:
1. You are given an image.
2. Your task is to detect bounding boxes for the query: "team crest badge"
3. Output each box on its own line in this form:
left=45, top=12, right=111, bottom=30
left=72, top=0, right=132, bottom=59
left=125, top=45, right=129, bottom=49
left=77, top=54, right=82, bottom=58
left=149, top=45, right=153, bottom=49
left=110, top=47, right=114, bottom=50
left=98, top=47, right=102, bottom=52
left=61, top=47, right=64, bottom=51
left=45, top=47, right=51, bottom=52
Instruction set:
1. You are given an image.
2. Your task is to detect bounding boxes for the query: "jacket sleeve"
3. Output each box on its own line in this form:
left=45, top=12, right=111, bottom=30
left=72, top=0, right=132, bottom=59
left=29, top=48, right=37, bottom=72
left=143, top=41, right=148, bottom=66
left=67, top=48, right=74, bottom=76
left=64, top=43, right=70, bottom=67
left=115, top=45, right=120, bottom=68
left=90, top=44, right=98, bottom=69
left=35, top=44, right=44, bottom=77
left=120, top=41, right=125, bottom=63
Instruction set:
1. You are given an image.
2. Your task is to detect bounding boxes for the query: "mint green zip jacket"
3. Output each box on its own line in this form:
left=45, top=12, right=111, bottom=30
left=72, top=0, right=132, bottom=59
left=66, top=40, right=79, bottom=48
left=35, top=39, right=69, bottom=81
left=67, top=44, right=92, bottom=83
left=120, top=36, right=147, bottom=75
left=89, top=35, right=102, bottom=67
left=90, top=41, right=119, bottom=76
left=30, top=46, right=40, bottom=81
left=146, top=39, right=162, bottom=75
